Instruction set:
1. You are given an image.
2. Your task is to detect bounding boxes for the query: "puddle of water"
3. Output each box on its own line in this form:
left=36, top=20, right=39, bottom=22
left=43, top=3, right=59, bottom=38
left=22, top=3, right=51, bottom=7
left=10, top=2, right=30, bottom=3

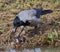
left=0, top=47, right=60, bottom=52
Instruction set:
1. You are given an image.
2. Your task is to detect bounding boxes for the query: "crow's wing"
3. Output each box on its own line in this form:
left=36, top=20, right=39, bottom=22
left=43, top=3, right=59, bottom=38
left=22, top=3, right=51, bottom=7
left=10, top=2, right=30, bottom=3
left=28, top=16, right=40, bottom=26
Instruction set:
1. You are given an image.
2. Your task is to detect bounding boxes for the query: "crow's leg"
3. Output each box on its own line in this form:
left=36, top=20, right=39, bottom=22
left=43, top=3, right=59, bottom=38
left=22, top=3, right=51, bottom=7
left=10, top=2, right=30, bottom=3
left=17, top=26, right=25, bottom=38
left=33, top=26, right=37, bottom=33
left=15, top=26, right=26, bottom=43
left=35, top=26, right=37, bottom=29
left=29, top=26, right=38, bottom=37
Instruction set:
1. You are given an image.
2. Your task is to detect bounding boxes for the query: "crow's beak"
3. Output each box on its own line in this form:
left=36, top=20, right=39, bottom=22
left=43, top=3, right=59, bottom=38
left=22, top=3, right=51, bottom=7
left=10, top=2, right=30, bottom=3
left=12, top=27, right=17, bottom=33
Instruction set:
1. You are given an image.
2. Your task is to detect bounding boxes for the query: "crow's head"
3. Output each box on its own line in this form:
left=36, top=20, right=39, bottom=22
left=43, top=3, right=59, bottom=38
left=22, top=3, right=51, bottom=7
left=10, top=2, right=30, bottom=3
left=13, top=16, right=21, bottom=33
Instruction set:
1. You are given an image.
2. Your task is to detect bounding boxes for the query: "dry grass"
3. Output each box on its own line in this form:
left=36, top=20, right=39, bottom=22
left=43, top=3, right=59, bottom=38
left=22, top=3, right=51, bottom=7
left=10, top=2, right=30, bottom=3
left=0, top=0, right=60, bottom=49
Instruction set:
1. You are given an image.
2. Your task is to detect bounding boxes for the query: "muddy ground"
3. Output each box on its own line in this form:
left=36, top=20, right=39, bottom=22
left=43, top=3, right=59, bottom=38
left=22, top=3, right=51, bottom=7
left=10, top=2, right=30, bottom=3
left=0, top=0, right=60, bottom=50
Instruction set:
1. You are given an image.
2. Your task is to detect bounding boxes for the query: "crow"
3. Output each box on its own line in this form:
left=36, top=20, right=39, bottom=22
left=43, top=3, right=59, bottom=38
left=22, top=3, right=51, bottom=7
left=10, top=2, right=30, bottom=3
left=12, top=8, right=53, bottom=42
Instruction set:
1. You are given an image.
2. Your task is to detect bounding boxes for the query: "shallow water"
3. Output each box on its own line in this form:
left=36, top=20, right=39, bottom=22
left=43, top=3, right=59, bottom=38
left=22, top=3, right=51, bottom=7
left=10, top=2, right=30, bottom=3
left=0, top=47, right=60, bottom=52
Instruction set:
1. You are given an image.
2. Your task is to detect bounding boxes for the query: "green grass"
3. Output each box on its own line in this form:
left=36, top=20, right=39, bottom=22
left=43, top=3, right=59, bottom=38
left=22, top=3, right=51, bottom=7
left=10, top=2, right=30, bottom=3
left=48, top=29, right=58, bottom=41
